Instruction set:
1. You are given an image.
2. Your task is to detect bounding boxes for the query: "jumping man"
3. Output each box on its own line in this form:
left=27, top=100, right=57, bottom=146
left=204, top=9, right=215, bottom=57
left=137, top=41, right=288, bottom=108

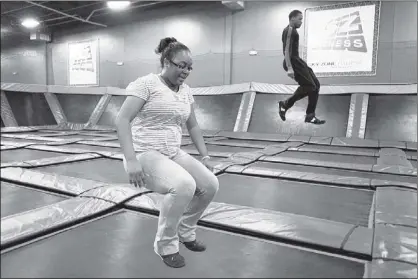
left=278, top=10, right=326, bottom=125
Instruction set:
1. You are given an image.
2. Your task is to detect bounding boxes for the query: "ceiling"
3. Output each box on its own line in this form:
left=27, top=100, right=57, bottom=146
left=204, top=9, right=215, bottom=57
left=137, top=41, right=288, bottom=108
left=0, top=1, right=198, bottom=39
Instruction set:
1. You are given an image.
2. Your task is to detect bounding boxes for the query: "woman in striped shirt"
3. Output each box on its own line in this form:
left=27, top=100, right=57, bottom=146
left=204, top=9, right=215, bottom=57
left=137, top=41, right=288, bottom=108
left=116, top=37, right=219, bottom=268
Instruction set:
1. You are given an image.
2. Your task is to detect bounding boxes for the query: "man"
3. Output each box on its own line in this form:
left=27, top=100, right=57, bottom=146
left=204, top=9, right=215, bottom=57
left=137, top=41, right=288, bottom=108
left=278, top=10, right=325, bottom=125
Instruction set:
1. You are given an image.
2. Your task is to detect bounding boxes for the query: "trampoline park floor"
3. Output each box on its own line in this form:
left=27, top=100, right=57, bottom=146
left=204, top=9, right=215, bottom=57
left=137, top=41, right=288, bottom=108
left=1, top=127, right=417, bottom=278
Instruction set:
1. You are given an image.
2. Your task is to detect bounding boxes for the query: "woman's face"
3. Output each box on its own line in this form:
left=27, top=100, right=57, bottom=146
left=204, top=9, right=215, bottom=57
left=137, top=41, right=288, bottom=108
left=164, top=50, right=193, bottom=86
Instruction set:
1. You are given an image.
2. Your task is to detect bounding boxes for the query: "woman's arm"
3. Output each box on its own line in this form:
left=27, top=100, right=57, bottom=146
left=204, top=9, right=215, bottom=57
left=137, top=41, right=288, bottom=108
left=186, top=104, right=209, bottom=159
left=115, top=96, right=146, bottom=161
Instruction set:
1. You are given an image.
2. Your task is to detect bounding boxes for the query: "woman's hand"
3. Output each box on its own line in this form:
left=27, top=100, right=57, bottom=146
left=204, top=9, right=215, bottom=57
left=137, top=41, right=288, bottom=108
left=125, top=158, right=146, bottom=187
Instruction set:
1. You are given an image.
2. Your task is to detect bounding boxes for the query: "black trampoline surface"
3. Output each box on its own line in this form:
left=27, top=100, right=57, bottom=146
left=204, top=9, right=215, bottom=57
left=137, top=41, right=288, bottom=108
left=1, top=149, right=67, bottom=163
left=215, top=174, right=373, bottom=226
left=0, top=210, right=365, bottom=278
left=249, top=161, right=417, bottom=184
left=1, top=182, right=66, bottom=218
left=35, top=158, right=128, bottom=184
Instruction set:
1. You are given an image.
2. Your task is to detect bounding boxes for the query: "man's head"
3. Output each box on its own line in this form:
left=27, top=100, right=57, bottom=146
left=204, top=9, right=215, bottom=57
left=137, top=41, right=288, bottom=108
left=155, top=37, right=193, bottom=86
left=289, top=10, right=303, bottom=29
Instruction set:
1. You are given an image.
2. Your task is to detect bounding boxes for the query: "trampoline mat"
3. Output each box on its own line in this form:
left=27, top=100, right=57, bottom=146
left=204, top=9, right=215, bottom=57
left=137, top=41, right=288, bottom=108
left=63, top=143, right=120, bottom=153
left=1, top=182, right=66, bottom=218
left=277, top=151, right=376, bottom=165
left=34, top=158, right=128, bottom=184
left=215, top=174, right=373, bottom=226
left=249, top=162, right=417, bottom=185
left=0, top=210, right=365, bottom=278
left=1, top=149, right=66, bottom=163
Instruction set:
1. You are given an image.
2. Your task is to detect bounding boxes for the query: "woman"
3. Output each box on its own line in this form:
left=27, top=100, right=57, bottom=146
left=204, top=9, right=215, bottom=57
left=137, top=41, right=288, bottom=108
left=115, top=37, right=219, bottom=268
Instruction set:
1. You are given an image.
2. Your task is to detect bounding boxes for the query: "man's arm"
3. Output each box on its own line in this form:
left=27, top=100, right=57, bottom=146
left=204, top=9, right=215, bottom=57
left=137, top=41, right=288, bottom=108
left=284, top=27, right=293, bottom=71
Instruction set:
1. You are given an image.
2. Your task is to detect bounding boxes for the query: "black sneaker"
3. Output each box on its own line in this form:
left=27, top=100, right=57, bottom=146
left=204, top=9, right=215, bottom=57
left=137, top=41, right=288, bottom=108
left=278, top=101, right=287, bottom=121
left=160, top=252, right=186, bottom=268
left=181, top=240, right=206, bottom=252
left=305, top=115, right=326, bottom=125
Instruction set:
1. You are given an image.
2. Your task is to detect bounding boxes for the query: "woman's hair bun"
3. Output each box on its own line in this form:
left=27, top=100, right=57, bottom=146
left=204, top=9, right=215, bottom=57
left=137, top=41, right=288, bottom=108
left=155, top=37, right=178, bottom=54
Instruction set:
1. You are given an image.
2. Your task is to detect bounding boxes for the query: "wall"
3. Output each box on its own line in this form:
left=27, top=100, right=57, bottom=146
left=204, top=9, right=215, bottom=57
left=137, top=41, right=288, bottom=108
left=1, top=1, right=417, bottom=87
left=1, top=40, right=47, bottom=84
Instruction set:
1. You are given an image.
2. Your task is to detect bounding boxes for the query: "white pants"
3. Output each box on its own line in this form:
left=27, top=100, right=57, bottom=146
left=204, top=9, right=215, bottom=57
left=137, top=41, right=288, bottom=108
left=123, top=149, right=219, bottom=256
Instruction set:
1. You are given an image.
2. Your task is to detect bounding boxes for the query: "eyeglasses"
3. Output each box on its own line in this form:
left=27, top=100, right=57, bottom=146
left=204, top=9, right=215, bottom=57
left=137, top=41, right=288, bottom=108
left=170, top=60, right=193, bottom=72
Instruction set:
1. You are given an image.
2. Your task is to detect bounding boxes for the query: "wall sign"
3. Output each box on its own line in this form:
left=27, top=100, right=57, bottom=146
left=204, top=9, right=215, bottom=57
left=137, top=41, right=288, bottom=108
left=68, top=38, right=99, bottom=86
left=303, top=1, right=381, bottom=77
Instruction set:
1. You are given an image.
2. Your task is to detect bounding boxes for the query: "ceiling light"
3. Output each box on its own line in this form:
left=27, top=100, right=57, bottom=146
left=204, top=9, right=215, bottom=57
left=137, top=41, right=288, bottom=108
left=107, top=1, right=131, bottom=10
left=21, top=18, right=40, bottom=29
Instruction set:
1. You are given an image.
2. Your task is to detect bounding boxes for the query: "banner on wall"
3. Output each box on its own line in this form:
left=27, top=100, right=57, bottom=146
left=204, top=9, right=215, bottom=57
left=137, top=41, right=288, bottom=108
left=68, top=39, right=99, bottom=86
left=303, top=1, right=381, bottom=77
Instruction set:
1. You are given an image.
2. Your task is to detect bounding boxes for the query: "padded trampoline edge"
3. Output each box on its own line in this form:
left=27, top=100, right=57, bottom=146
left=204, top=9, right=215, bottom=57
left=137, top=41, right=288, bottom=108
left=125, top=196, right=373, bottom=260
left=1, top=197, right=116, bottom=251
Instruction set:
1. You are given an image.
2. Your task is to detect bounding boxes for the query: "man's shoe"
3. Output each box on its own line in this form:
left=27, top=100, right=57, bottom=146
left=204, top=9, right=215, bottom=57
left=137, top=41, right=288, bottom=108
left=305, top=115, right=326, bottom=125
left=278, top=101, right=287, bottom=121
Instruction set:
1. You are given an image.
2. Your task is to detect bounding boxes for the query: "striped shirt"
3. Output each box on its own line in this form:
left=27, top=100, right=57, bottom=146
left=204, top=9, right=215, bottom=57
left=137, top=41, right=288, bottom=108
left=125, top=73, right=194, bottom=157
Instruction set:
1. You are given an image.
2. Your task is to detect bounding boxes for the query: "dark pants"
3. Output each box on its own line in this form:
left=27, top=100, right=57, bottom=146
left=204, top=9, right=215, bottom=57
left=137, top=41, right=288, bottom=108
left=283, top=58, right=320, bottom=116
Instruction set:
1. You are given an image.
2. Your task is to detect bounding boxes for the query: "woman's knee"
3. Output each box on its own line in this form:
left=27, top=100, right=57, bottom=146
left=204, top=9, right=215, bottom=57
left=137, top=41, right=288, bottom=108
left=205, top=174, right=219, bottom=197
left=172, top=174, right=196, bottom=199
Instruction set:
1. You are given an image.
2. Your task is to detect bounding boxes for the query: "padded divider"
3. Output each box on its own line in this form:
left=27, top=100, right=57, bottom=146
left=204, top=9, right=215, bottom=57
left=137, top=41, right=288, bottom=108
left=86, top=94, right=112, bottom=127
left=373, top=224, right=417, bottom=265
left=1, top=153, right=102, bottom=169
left=331, top=137, right=379, bottom=148
left=261, top=155, right=374, bottom=172
left=406, top=141, right=417, bottom=151
left=44, top=92, right=67, bottom=124
left=365, top=260, right=417, bottom=278
left=372, top=165, right=417, bottom=176
left=1, top=197, right=115, bottom=249
left=80, top=185, right=152, bottom=204
left=379, top=141, right=407, bottom=149
left=1, top=134, right=66, bottom=142
left=377, top=148, right=413, bottom=168
left=288, top=135, right=311, bottom=143
left=375, top=187, right=417, bottom=228
left=126, top=196, right=372, bottom=258
left=191, top=82, right=251, bottom=95
left=0, top=168, right=109, bottom=196
left=371, top=179, right=417, bottom=190
left=1, top=83, right=48, bottom=93
left=250, top=82, right=417, bottom=95
left=343, top=226, right=373, bottom=256
left=218, top=131, right=290, bottom=142
left=239, top=165, right=372, bottom=188
left=309, top=136, right=333, bottom=145
left=291, top=144, right=378, bottom=157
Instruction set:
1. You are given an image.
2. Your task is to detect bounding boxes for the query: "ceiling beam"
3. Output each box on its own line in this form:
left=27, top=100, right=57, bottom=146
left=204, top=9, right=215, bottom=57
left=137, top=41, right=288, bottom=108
left=25, top=1, right=107, bottom=28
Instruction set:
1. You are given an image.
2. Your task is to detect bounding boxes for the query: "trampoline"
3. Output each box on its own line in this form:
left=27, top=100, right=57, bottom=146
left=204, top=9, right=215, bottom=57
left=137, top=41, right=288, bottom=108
left=1, top=127, right=416, bottom=278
